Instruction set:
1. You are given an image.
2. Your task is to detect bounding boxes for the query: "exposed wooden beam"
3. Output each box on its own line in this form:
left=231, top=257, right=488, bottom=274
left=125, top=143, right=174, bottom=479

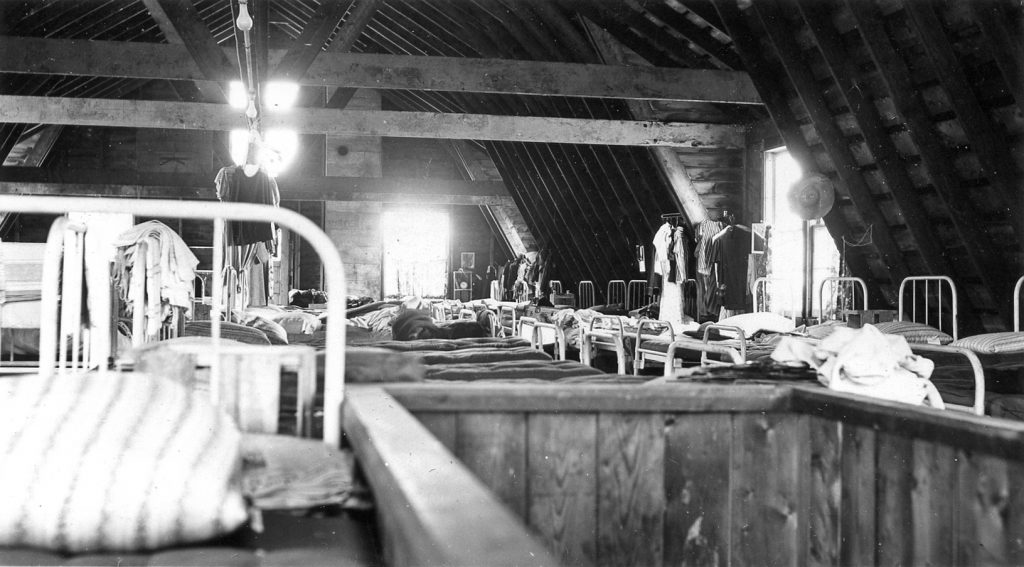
left=0, top=94, right=746, bottom=148
left=0, top=168, right=512, bottom=204
left=750, top=0, right=910, bottom=286
left=328, top=0, right=382, bottom=53
left=585, top=19, right=708, bottom=225
left=642, top=2, right=743, bottom=70
left=140, top=0, right=231, bottom=101
left=711, top=0, right=884, bottom=301
left=0, top=36, right=762, bottom=104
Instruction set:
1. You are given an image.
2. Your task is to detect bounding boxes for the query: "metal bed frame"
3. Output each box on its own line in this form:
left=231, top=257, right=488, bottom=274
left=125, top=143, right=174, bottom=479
left=606, top=279, right=626, bottom=307
left=898, top=275, right=959, bottom=340
left=518, top=316, right=567, bottom=361
left=579, top=315, right=628, bottom=374
left=818, top=276, right=869, bottom=322
left=578, top=280, right=595, bottom=308
left=625, top=279, right=647, bottom=311
left=0, top=195, right=347, bottom=446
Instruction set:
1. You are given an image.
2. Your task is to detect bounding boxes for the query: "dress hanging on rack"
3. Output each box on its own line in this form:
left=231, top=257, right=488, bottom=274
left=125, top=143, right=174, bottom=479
left=653, top=222, right=691, bottom=330
left=695, top=218, right=726, bottom=319
left=214, top=165, right=280, bottom=309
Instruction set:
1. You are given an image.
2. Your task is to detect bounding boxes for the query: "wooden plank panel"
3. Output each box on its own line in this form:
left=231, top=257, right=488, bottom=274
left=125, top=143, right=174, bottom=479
left=911, top=440, right=957, bottom=566
left=412, top=412, right=457, bottom=453
left=664, top=413, right=731, bottom=567
left=730, top=413, right=808, bottom=567
left=342, top=387, right=558, bottom=566
left=809, top=417, right=840, bottom=567
left=840, top=424, right=876, bottom=567
left=957, top=451, right=1013, bottom=566
left=457, top=413, right=528, bottom=519
left=0, top=95, right=747, bottom=148
left=527, top=413, right=598, bottom=567
left=1011, top=460, right=1024, bottom=565
left=597, top=413, right=666, bottom=567
left=875, top=432, right=913, bottom=566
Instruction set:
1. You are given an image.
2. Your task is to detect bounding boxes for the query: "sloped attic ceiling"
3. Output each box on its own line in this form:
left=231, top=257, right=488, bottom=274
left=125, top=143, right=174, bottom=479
left=0, top=0, right=759, bottom=300
left=0, top=0, right=1021, bottom=329
left=717, top=0, right=1022, bottom=333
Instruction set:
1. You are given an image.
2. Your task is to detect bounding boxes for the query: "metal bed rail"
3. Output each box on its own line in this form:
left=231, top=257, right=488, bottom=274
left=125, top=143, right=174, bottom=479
left=665, top=340, right=744, bottom=377
left=818, top=276, right=869, bottom=322
left=626, top=279, right=647, bottom=311
left=632, top=319, right=675, bottom=375
left=0, top=195, right=347, bottom=447
left=606, top=279, right=626, bottom=307
left=899, top=275, right=959, bottom=341
left=518, top=316, right=567, bottom=361
left=578, top=280, right=595, bottom=308
left=580, top=315, right=627, bottom=374
left=910, top=343, right=984, bottom=416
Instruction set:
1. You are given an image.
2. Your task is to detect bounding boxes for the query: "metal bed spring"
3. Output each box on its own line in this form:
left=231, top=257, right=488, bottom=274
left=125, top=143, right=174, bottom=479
left=0, top=195, right=347, bottom=447
left=899, top=275, right=959, bottom=341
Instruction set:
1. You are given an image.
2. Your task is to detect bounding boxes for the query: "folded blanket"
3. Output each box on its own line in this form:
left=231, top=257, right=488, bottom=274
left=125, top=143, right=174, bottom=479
left=365, top=337, right=531, bottom=352
left=425, top=359, right=604, bottom=381
left=417, top=347, right=551, bottom=365
left=240, top=433, right=369, bottom=510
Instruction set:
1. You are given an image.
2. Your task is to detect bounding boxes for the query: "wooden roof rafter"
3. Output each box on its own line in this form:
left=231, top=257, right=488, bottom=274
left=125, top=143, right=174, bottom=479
left=711, top=0, right=883, bottom=303
left=792, top=0, right=952, bottom=278
left=901, top=1, right=1023, bottom=271
left=749, top=0, right=911, bottom=288
left=844, top=0, right=1013, bottom=326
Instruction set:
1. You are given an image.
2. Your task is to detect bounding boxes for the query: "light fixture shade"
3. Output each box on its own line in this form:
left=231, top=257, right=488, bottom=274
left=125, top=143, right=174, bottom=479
left=262, top=129, right=299, bottom=176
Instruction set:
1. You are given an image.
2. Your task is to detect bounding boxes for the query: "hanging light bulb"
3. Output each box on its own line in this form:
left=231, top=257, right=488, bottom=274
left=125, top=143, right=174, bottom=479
left=245, top=95, right=258, bottom=119
left=236, top=0, right=253, bottom=32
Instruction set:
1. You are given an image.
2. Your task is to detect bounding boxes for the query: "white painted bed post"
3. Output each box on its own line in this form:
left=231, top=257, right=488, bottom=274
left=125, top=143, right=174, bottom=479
left=0, top=196, right=348, bottom=446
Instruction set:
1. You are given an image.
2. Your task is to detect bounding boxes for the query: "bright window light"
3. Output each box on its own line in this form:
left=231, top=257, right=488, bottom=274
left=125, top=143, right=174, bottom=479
left=262, top=129, right=298, bottom=176
left=228, top=81, right=248, bottom=109
left=265, top=81, right=299, bottom=110
left=229, top=128, right=249, bottom=166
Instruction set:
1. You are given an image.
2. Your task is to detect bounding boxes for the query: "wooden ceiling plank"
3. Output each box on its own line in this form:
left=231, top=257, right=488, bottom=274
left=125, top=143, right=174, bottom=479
left=750, top=0, right=910, bottom=285
left=575, top=0, right=701, bottom=68
left=141, top=0, right=232, bottom=101
left=521, top=0, right=597, bottom=64
left=711, top=0, right=886, bottom=299
left=844, top=0, right=1013, bottom=316
left=794, top=0, right=951, bottom=278
left=901, top=2, right=1021, bottom=223
left=487, top=141, right=595, bottom=284
left=0, top=36, right=762, bottom=104
left=676, top=0, right=727, bottom=35
left=0, top=94, right=746, bottom=148
left=643, top=2, right=743, bottom=70
left=968, top=1, right=1024, bottom=118
left=328, top=0, right=382, bottom=54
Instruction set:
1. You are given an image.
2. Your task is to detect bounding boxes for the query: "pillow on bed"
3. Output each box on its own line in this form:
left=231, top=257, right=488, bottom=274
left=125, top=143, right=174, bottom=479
left=0, top=370, right=248, bottom=552
left=248, top=316, right=288, bottom=345
left=717, top=312, right=796, bottom=339
left=951, top=332, right=1024, bottom=354
left=874, top=321, right=953, bottom=345
left=270, top=311, right=322, bottom=334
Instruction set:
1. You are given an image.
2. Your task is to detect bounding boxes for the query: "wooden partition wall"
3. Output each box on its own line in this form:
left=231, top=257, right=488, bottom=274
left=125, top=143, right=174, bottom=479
left=375, top=383, right=1024, bottom=567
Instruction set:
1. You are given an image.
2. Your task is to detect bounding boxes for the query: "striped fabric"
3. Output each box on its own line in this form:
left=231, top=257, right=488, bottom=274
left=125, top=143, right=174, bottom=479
left=874, top=321, right=953, bottom=345
left=695, top=219, right=726, bottom=275
left=951, top=332, right=1024, bottom=354
left=0, top=371, right=247, bottom=552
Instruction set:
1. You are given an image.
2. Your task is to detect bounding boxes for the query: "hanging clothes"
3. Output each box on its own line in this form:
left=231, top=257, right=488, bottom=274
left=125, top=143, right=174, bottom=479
left=709, top=225, right=753, bottom=311
left=653, top=223, right=690, bottom=329
left=214, top=165, right=280, bottom=247
left=694, top=219, right=726, bottom=319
